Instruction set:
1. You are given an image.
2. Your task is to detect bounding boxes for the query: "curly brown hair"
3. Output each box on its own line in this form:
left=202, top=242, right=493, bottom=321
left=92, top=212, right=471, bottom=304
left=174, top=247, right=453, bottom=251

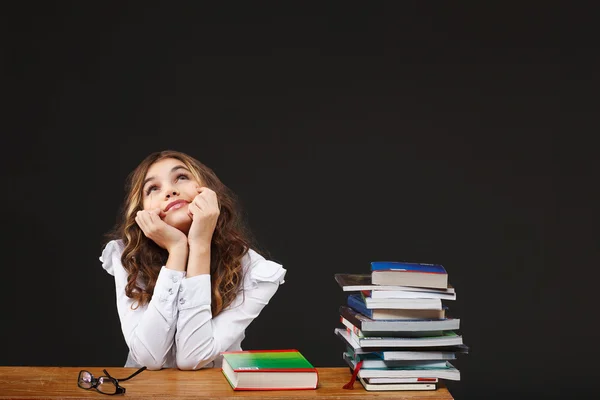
left=105, top=150, right=256, bottom=316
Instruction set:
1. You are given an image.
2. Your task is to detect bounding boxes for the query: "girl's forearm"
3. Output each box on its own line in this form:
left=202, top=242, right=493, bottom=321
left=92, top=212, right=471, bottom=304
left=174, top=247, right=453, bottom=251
left=165, top=244, right=189, bottom=272
left=186, top=244, right=211, bottom=277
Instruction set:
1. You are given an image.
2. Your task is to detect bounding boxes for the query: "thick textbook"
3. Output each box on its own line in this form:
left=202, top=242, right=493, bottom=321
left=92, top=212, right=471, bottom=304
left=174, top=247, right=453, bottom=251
left=221, top=349, right=318, bottom=390
left=348, top=294, right=446, bottom=320
left=340, top=305, right=460, bottom=333
left=335, top=273, right=455, bottom=294
left=371, top=262, right=448, bottom=289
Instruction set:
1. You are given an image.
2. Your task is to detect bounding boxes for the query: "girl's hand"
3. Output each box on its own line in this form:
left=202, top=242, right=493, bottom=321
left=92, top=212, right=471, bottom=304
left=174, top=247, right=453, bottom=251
left=135, top=208, right=188, bottom=253
left=187, top=187, right=220, bottom=249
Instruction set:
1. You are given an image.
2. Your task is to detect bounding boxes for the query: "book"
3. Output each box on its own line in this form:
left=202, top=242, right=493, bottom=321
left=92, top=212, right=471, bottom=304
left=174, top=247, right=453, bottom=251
left=340, top=305, right=460, bottom=333
left=335, top=328, right=469, bottom=359
left=334, top=273, right=455, bottom=294
left=370, top=289, right=456, bottom=300
left=340, top=316, right=444, bottom=338
left=362, top=295, right=443, bottom=310
left=348, top=294, right=446, bottom=320
left=344, top=353, right=461, bottom=381
left=221, top=349, right=318, bottom=390
left=365, top=377, right=438, bottom=384
left=343, top=351, right=449, bottom=369
left=347, top=328, right=464, bottom=348
left=358, top=376, right=436, bottom=391
left=371, top=262, right=448, bottom=289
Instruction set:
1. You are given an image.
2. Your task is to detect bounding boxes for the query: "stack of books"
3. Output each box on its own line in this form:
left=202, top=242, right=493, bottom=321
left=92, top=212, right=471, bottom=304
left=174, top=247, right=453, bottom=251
left=333, top=261, right=468, bottom=392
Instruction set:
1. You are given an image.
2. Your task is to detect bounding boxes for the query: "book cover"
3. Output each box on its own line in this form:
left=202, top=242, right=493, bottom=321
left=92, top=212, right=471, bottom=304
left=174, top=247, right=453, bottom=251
left=370, top=262, right=447, bottom=274
left=221, top=349, right=318, bottom=390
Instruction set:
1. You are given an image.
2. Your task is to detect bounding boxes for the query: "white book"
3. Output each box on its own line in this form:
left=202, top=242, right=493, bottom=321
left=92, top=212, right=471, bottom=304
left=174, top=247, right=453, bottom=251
left=366, top=377, right=438, bottom=384
left=371, top=290, right=456, bottom=300
left=334, top=328, right=466, bottom=360
left=343, top=352, right=449, bottom=369
left=344, top=354, right=461, bottom=381
left=340, top=316, right=444, bottom=338
left=340, top=305, right=460, bottom=332
left=358, top=376, right=436, bottom=391
left=349, top=328, right=463, bottom=348
left=364, top=296, right=443, bottom=310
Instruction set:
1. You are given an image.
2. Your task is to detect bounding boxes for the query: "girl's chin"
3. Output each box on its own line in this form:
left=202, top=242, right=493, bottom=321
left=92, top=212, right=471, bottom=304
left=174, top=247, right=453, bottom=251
left=165, top=215, right=192, bottom=233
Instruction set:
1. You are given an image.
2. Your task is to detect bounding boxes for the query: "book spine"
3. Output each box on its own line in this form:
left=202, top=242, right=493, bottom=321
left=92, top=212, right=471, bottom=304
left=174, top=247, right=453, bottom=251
left=347, top=294, right=373, bottom=318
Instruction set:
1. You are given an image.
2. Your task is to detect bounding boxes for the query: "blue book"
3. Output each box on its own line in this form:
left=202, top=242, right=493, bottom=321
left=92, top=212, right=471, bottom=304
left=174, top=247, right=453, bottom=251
left=370, top=262, right=447, bottom=274
left=347, top=294, right=446, bottom=321
left=370, top=262, right=448, bottom=289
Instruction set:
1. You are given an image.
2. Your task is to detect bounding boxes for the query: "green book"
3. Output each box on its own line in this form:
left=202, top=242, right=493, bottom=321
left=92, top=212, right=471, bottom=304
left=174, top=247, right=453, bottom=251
left=221, top=349, right=318, bottom=390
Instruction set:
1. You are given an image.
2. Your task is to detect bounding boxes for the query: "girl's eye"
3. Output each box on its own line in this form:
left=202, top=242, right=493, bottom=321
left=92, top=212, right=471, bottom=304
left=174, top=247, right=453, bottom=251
left=177, top=174, right=188, bottom=181
left=145, top=185, right=158, bottom=195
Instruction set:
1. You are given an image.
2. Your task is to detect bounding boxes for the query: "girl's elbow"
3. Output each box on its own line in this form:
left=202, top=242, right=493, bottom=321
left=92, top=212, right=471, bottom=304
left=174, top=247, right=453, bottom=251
left=129, top=346, right=167, bottom=371
left=176, top=354, right=214, bottom=371
left=144, top=362, right=164, bottom=371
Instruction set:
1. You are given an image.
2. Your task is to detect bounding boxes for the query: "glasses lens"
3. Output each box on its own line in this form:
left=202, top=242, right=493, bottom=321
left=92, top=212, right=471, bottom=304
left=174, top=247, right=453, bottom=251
left=78, top=371, right=93, bottom=389
left=97, top=376, right=118, bottom=395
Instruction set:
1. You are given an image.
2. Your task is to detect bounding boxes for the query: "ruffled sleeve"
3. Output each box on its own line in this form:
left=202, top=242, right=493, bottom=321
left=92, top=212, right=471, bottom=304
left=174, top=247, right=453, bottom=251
left=99, top=239, right=125, bottom=276
left=242, top=249, right=286, bottom=291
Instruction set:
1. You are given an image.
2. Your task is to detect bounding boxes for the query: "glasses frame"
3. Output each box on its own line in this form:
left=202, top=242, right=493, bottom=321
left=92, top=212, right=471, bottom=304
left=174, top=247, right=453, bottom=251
left=77, top=366, right=147, bottom=395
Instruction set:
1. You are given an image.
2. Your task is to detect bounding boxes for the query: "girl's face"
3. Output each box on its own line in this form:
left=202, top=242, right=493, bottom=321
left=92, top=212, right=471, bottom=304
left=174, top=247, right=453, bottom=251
left=141, top=157, right=201, bottom=233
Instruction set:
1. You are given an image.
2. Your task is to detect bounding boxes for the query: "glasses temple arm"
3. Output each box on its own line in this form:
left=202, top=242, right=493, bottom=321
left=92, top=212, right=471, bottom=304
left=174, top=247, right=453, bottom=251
left=106, top=366, right=147, bottom=382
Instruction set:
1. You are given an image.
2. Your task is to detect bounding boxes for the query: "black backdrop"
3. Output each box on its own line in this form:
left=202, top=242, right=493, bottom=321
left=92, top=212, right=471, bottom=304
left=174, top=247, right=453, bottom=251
left=2, top=3, right=598, bottom=400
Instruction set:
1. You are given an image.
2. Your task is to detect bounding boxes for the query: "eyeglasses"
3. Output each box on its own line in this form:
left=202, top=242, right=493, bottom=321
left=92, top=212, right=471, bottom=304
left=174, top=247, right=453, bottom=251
left=77, top=366, right=146, bottom=395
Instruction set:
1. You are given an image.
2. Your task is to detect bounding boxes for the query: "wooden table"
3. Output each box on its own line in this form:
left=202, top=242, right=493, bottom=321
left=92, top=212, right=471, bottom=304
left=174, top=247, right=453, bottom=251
left=0, top=367, right=454, bottom=399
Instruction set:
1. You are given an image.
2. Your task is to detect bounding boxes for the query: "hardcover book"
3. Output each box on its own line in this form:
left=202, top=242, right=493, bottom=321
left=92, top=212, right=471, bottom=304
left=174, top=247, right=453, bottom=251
left=221, top=349, right=318, bottom=390
left=370, top=262, right=449, bottom=289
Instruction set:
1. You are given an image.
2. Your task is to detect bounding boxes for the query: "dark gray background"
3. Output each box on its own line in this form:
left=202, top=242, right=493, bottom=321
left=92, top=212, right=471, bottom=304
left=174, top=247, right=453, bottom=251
left=2, top=2, right=597, bottom=399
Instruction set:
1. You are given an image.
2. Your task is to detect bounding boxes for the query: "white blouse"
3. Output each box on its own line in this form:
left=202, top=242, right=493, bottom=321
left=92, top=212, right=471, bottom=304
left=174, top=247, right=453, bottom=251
left=100, top=239, right=286, bottom=370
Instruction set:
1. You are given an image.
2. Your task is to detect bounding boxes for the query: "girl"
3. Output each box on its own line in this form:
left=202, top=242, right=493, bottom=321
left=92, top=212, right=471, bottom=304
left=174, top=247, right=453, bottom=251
left=99, top=150, right=286, bottom=370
